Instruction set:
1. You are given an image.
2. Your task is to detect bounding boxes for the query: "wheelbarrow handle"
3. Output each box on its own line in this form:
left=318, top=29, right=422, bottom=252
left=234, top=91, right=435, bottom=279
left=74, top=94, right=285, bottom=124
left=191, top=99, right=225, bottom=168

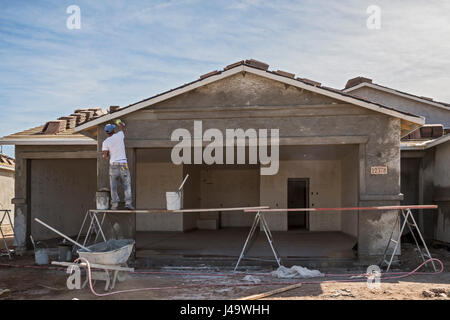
left=34, top=218, right=91, bottom=252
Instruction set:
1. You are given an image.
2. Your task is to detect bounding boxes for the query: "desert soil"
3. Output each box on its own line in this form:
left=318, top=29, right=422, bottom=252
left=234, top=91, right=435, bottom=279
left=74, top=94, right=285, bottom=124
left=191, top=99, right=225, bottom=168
left=0, top=243, right=449, bottom=300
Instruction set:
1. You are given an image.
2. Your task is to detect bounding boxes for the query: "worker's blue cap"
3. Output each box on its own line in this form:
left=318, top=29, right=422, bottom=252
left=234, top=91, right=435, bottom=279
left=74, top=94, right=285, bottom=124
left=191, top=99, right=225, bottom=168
left=104, top=124, right=116, bottom=133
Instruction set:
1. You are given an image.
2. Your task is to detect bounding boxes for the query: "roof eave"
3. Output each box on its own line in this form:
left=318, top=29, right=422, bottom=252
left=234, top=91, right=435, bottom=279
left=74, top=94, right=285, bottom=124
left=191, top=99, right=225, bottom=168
left=74, top=64, right=424, bottom=133
left=0, top=138, right=96, bottom=145
left=344, top=82, right=450, bottom=111
left=0, top=164, right=15, bottom=171
left=400, top=134, right=450, bottom=150
left=74, top=65, right=246, bottom=132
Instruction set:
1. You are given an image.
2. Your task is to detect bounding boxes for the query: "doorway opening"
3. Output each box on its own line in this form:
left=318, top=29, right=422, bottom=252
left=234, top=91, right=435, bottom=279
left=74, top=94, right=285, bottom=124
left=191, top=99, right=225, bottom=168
left=287, top=178, right=309, bottom=230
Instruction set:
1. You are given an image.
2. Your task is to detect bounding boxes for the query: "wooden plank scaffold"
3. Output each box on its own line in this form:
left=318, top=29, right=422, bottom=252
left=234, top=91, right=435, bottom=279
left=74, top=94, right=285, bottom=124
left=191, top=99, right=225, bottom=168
left=74, top=206, right=270, bottom=250
left=238, top=205, right=438, bottom=272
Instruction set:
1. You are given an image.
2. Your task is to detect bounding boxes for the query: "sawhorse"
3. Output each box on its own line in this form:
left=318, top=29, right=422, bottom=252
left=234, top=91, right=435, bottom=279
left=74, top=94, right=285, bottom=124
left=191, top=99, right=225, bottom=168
left=234, top=210, right=282, bottom=271
left=0, top=209, right=14, bottom=259
left=380, top=208, right=437, bottom=272
left=74, top=210, right=107, bottom=254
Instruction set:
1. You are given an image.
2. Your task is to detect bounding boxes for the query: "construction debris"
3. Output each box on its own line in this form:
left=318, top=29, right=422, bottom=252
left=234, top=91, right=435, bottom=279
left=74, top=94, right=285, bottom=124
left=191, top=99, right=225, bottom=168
left=242, top=275, right=261, bottom=284
left=329, top=289, right=355, bottom=298
left=271, top=265, right=324, bottom=279
left=422, top=288, right=449, bottom=298
left=422, top=290, right=434, bottom=298
left=0, top=289, right=10, bottom=298
left=238, top=283, right=303, bottom=300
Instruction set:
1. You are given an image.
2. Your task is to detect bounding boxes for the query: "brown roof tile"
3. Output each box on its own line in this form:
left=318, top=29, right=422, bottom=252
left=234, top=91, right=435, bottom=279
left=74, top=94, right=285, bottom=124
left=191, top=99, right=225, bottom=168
left=200, top=70, right=221, bottom=79
left=224, top=60, right=244, bottom=70
left=345, top=76, right=372, bottom=89
left=244, top=59, right=269, bottom=70
left=42, top=120, right=66, bottom=134
left=0, top=154, right=15, bottom=168
left=274, top=70, right=295, bottom=78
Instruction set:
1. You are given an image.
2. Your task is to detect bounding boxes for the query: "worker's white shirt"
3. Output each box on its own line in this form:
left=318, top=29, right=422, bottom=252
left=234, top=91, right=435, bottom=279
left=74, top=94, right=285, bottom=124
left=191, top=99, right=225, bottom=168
left=102, top=131, right=127, bottom=164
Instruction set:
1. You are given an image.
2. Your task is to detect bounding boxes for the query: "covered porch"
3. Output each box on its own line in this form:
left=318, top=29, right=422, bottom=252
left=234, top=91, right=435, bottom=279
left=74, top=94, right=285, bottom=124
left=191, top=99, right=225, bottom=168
left=135, top=228, right=357, bottom=269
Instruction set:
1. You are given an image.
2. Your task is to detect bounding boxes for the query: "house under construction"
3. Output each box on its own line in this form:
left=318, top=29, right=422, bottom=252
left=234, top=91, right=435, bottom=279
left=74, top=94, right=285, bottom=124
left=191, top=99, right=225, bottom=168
left=1, top=60, right=449, bottom=266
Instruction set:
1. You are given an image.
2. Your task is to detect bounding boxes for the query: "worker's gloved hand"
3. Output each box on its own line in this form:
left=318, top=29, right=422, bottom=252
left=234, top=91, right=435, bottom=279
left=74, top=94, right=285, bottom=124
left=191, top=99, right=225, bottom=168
left=114, top=119, right=125, bottom=126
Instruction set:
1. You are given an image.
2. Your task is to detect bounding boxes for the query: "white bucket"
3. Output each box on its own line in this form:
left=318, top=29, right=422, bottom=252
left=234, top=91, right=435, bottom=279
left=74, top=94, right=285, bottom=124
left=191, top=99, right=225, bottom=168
left=96, top=191, right=110, bottom=210
left=166, top=191, right=182, bottom=210
left=34, top=241, right=49, bottom=265
left=35, top=249, right=49, bottom=265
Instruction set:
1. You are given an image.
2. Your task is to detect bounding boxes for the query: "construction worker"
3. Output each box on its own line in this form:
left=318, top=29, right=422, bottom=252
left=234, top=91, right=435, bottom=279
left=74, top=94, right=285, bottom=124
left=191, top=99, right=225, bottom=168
left=102, top=119, right=134, bottom=210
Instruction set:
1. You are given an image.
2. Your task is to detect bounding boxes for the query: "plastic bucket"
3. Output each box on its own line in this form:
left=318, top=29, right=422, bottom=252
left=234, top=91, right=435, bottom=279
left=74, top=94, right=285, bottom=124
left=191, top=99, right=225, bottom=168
left=166, top=191, right=181, bottom=210
left=96, top=191, right=110, bottom=210
left=58, top=243, right=72, bottom=262
left=34, top=242, right=49, bottom=265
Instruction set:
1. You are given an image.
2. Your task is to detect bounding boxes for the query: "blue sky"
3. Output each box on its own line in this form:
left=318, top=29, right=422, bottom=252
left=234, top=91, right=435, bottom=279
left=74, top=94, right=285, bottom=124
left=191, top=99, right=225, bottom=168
left=1, top=0, right=450, bottom=158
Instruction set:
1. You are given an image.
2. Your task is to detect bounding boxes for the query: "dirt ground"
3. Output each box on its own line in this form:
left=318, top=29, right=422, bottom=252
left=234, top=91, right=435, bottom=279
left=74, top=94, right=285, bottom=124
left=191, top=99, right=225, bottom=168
left=0, top=243, right=449, bottom=300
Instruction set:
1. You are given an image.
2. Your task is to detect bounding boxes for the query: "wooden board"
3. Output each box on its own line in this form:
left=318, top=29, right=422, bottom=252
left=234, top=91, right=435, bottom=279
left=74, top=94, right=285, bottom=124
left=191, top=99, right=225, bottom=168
left=89, top=206, right=269, bottom=214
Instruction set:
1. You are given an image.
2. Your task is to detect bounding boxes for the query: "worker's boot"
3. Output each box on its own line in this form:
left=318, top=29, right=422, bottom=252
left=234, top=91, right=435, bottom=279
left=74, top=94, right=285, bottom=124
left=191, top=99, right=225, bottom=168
left=125, top=203, right=134, bottom=210
left=110, top=203, right=119, bottom=210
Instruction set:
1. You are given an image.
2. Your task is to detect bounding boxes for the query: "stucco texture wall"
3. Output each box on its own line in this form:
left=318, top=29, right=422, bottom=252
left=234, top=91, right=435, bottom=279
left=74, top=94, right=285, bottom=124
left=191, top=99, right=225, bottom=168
left=260, top=160, right=342, bottom=231
left=349, top=86, right=450, bottom=127
left=135, top=149, right=184, bottom=231
left=434, top=141, right=450, bottom=243
left=30, top=159, right=96, bottom=240
left=113, top=71, right=403, bottom=256
left=0, top=169, right=14, bottom=229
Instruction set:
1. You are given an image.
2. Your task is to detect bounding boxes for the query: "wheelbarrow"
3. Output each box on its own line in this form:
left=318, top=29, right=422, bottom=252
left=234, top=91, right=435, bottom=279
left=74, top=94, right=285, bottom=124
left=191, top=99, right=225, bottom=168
left=35, top=217, right=135, bottom=291
left=53, top=239, right=135, bottom=291
left=76, top=239, right=135, bottom=291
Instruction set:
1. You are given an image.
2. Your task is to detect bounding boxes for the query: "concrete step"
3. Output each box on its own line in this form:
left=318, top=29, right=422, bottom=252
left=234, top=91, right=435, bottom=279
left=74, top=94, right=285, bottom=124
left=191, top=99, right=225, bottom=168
left=135, top=253, right=359, bottom=270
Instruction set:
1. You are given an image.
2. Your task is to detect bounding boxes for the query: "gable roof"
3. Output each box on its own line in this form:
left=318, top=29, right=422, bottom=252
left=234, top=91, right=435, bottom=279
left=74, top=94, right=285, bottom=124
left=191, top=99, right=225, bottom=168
left=0, top=153, right=15, bottom=171
left=343, top=78, right=450, bottom=111
left=0, top=125, right=96, bottom=145
left=0, top=108, right=105, bottom=145
left=74, top=60, right=424, bottom=137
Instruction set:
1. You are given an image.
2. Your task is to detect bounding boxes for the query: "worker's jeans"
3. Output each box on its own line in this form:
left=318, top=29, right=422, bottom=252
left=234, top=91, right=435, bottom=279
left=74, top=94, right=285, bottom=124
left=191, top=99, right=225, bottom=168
left=109, top=163, right=132, bottom=207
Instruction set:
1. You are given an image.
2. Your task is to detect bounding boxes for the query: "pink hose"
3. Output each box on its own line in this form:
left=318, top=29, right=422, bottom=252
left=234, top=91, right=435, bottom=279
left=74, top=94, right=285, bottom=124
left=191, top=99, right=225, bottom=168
left=73, top=257, right=444, bottom=297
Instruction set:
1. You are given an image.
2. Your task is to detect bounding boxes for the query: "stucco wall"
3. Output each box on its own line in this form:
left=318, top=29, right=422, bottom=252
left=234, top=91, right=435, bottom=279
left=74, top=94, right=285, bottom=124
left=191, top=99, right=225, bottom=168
left=12, top=145, right=97, bottom=250
left=135, top=149, right=184, bottom=231
left=260, top=160, right=341, bottom=231
left=341, top=147, right=359, bottom=237
left=30, top=159, right=96, bottom=240
left=101, top=71, right=403, bottom=256
left=434, top=141, right=450, bottom=243
left=182, top=164, right=201, bottom=230
left=0, top=168, right=14, bottom=229
left=348, top=86, right=450, bottom=127
left=199, top=165, right=259, bottom=227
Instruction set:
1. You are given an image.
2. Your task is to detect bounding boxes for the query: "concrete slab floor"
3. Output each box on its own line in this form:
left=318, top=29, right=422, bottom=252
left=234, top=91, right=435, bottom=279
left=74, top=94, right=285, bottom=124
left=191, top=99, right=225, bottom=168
left=136, top=228, right=357, bottom=259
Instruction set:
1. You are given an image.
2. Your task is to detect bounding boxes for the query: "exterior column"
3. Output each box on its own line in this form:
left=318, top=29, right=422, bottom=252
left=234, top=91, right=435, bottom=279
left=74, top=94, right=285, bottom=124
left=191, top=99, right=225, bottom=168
left=11, top=149, right=28, bottom=253
left=357, top=122, right=403, bottom=260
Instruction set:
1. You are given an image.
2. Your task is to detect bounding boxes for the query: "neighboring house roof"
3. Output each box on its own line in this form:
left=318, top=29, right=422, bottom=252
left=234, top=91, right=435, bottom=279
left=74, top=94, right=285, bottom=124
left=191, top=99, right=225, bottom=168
left=343, top=78, right=450, bottom=112
left=74, top=60, right=425, bottom=137
left=401, top=134, right=450, bottom=150
left=0, top=108, right=104, bottom=145
left=0, top=153, right=15, bottom=171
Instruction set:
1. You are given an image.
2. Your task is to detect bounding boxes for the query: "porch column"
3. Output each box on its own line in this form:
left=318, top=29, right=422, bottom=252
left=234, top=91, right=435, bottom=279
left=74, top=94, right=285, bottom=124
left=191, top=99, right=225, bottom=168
left=357, top=134, right=403, bottom=259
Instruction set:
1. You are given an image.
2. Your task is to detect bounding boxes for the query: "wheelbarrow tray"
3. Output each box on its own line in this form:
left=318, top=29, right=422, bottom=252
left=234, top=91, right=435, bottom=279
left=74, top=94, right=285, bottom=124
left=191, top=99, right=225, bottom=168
left=77, top=239, right=134, bottom=265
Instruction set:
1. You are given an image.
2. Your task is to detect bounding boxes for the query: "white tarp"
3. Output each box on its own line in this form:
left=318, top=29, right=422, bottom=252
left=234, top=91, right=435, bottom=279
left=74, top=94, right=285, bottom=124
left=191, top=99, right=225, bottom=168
left=271, top=265, right=324, bottom=278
